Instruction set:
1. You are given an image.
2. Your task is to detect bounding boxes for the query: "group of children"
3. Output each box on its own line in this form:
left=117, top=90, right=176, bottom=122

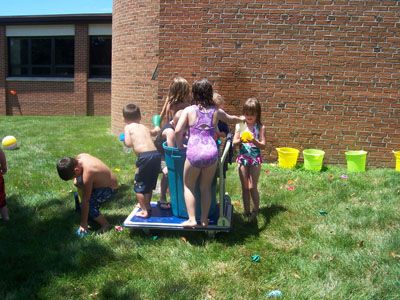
left=54, top=77, right=265, bottom=234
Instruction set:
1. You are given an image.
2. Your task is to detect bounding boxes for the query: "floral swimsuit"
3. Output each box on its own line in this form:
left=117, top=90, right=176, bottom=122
left=236, top=124, right=262, bottom=166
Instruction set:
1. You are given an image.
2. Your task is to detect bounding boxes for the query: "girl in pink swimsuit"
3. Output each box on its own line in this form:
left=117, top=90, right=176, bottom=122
left=175, top=78, right=245, bottom=227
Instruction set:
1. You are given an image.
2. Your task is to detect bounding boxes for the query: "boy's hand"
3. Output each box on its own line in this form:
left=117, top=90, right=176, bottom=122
left=239, top=115, right=246, bottom=122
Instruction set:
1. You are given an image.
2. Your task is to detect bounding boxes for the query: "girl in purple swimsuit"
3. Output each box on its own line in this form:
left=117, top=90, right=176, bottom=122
left=175, top=78, right=245, bottom=227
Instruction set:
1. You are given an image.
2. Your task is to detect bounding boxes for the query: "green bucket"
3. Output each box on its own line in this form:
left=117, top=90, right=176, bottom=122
left=303, top=149, right=325, bottom=171
left=345, top=150, right=367, bottom=172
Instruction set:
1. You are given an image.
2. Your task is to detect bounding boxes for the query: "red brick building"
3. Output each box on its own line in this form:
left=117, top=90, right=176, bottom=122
left=111, top=0, right=399, bottom=167
left=0, top=14, right=112, bottom=116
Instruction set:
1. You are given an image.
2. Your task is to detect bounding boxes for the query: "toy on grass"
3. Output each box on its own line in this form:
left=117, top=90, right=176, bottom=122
left=267, top=290, right=282, bottom=298
left=76, top=228, right=89, bottom=238
left=119, top=133, right=125, bottom=142
left=152, top=114, right=161, bottom=127
left=251, top=254, right=261, bottom=262
left=2, top=136, right=18, bottom=150
left=241, top=130, right=254, bottom=143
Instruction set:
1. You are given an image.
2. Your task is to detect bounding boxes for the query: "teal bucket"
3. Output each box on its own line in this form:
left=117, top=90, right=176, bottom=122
left=303, top=149, right=325, bottom=171
left=345, top=150, right=367, bottom=173
left=162, top=142, right=217, bottom=219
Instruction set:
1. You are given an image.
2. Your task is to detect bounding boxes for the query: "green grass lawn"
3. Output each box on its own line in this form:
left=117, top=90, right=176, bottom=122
left=0, top=116, right=399, bottom=300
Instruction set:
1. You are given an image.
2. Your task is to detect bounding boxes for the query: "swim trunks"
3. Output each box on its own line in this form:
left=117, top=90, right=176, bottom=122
left=134, top=150, right=162, bottom=194
left=88, top=187, right=116, bottom=219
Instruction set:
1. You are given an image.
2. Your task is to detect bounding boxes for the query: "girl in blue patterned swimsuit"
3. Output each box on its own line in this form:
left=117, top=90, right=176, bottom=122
left=175, top=79, right=245, bottom=227
left=233, top=98, right=266, bottom=221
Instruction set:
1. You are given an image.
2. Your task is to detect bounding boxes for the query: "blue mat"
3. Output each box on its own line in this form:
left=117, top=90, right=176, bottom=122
left=125, top=202, right=218, bottom=226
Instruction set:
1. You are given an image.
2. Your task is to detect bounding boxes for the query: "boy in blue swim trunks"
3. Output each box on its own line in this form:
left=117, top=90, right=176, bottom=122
left=57, top=153, right=118, bottom=234
left=123, top=103, right=162, bottom=218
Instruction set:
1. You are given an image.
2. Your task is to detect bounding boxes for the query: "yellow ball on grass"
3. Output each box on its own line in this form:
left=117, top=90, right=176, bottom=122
left=2, top=136, right=18, bottom=150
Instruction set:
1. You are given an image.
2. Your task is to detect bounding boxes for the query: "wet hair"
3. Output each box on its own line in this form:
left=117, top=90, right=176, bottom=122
left=167, top=77, right=190, bottom=105
left=123, top=103, right=141, bottom=121
left=57, top=157, right=78, bottom=181
left=213, top=92, right=224, bottom=107
left=243, top=98, right=262, bottom=125
left=192, top=78, right=214, bottom=107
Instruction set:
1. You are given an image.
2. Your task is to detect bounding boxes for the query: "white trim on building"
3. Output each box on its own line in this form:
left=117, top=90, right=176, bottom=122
left=6, top=25, right=75, bottom=36
left=89, top=24, right=112, bottom=35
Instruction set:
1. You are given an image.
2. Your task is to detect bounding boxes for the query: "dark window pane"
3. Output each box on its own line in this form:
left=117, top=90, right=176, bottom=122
left=90, top=66, right=111, bottom=77
left=90, top=36, right=111, bottom=65
left=10, top=66, right=29, bottom=76
left=9, top=38, right=29, bottom=65
left=31, top=38, right=51, bottom=65
left=55, top=38, right=74, bottom=65
left=55, top=67, right=74, bottom=76
left=8, top=36, right=74, bottom=77
left=32, top=67, right=51, bottom=75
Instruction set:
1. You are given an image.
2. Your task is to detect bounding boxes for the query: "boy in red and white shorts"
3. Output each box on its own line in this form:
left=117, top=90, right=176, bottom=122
left=0, top=149, right=9, bottom=221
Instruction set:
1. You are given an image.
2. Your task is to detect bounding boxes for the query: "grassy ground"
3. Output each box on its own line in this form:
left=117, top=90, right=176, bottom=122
left=0, top=116, right=399, bottom=300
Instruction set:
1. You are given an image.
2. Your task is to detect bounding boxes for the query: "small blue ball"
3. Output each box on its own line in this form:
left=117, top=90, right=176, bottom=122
left=119, top=133, right=125, bottom=141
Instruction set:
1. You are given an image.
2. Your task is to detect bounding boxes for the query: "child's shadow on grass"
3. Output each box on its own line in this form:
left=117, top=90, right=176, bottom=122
left=218, top=204, right=287, bottom=245
left=0, top=194, right=116, bottom=299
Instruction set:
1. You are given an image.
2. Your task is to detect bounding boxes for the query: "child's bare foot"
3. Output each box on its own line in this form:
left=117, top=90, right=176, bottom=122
left=97, top=223, right=111, bottom=234
left=181, top=219, right=197, bottom=228
left=200, top=219, right=209, bottom=228
left=200, top=221, right=208, bottom=228
left=135, top=209, right=151, bottom=218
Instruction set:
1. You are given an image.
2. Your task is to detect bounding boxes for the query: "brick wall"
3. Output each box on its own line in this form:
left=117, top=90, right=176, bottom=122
left=5, top=81, right=75, bottom=115
left=74, top=24, right=89, bottom=115
left=111, top=0, right=160, bottom=135
left=198, top=1, right=400, bottom=167
left=0, top=23, right=111, bottom=116
left=158, top=0, right=203, bottom=109
left=88, top=81, right=111, bottom=115
left=114, top=0, right=400, bottom=167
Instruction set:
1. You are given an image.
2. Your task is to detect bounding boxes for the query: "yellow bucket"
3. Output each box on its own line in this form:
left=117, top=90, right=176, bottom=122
left=276, top=147, right=299, bottom=169
left=393, top=151, right=400, bottom=171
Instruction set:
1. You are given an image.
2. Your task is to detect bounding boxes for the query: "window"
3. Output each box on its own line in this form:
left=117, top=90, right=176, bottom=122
left=90, top=36, right=111, bottom=78
left=8, top=36, right=74, bottom=77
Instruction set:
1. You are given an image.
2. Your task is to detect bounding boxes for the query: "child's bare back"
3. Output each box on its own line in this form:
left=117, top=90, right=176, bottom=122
left=124, top=123, right=157, bottom=154
left=76, top=153, right=118, bottom=189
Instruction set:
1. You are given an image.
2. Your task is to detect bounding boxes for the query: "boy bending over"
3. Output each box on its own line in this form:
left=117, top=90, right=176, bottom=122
left=57, top=154, right=118, bottom=234
left=123, top=104, right=162, bottom=218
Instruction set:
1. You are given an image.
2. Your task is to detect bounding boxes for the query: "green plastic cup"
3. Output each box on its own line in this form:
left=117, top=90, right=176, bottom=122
left=303, top=149, right=325, bottom=171
left=152, top=114, right=161, bottom=127
left=345, top=150, right=367, bottom=172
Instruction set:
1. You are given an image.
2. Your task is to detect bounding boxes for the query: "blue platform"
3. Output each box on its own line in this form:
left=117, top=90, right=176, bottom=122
left=123, top=199, right=232, bottom=231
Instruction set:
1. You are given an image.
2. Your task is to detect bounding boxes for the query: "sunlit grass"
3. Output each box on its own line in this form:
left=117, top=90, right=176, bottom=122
left=0, top=116, right=399, bottom=299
